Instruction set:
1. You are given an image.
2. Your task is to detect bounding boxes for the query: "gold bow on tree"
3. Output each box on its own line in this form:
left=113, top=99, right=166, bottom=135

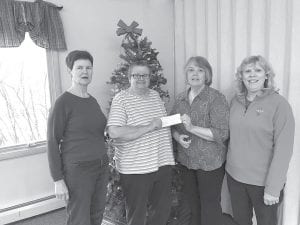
left=116, top=20, right=143, bottom=37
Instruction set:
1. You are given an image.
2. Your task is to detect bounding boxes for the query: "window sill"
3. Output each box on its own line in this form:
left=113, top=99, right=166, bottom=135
left=0, top=142, right=47, bottom=161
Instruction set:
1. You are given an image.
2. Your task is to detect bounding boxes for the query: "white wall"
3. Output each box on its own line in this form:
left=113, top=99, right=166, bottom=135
left=0, top=151, right=53, bottom=209
left=0, top=148, right=66, bottom=224
left=174, top=0, right=300, bottom=224
left=51, top=0, right=175, bottom=113
left=0, top=0, right=175, bottom=223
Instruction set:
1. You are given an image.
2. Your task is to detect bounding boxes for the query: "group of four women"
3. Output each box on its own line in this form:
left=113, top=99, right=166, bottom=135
left=47, top=50, right=295, bottom=225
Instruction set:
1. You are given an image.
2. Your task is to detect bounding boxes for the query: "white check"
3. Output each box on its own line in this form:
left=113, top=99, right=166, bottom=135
left=160, top=114, right=182, bottom=127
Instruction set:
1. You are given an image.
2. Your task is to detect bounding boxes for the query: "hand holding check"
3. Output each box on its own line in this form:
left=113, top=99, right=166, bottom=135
left=160, top=114, right=182, bottom=127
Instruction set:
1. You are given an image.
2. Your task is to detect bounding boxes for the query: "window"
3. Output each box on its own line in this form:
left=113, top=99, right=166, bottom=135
left=0, top=33, right=50, bottom=150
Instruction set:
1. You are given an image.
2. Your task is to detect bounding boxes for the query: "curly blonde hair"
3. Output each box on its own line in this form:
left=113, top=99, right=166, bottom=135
left=235, top=55, right=277, bottom=94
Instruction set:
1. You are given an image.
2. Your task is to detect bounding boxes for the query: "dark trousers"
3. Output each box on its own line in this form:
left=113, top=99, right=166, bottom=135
left=227, top=173, right=283, bottom=225
left=120, top=166, right=172, bottom=225
left=64, top=155, right=109, bottom=225
left=180, top=164, right=225, bottom=225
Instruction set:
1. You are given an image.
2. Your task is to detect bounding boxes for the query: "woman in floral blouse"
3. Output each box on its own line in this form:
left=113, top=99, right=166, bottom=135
left=171, top=56, right=229, bottom=225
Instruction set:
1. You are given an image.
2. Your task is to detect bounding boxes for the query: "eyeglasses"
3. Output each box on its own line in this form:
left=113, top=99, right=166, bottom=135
left=131, top=74, right=150, bottom=80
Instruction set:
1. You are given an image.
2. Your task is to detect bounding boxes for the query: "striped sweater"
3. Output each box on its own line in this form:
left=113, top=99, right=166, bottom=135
left=107, top=89, right=175, bottom=174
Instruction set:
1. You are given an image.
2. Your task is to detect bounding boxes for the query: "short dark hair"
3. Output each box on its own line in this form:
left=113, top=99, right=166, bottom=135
left=65, top=50, right=93, bottom=70
left=127, top=61, right=151, bottom=77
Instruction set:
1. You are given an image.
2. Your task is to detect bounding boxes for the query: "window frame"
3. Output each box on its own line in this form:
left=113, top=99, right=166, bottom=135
left=0, top=49, right=62, bottom=160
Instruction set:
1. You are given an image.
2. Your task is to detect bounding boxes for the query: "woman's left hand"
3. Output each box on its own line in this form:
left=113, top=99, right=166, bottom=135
left=181, top=114, right=193, bottom=132
left=264, top=192, right=279, bottom=205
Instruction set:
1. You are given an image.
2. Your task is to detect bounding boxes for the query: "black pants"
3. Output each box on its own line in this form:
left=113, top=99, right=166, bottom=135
left=64, top=156, right=109, bottom=225
left=227, top=173, right=283, bottom=225
left=180, top=164, right=225, bottom=225
left=120, top=166, right=172, bottom=225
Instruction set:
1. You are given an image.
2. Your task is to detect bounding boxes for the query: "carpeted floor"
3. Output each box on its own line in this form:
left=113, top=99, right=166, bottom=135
left=8, top=209, right=237, bottom=225
left=8, top=209, right=66, bottom=225
left=7, top=209, right=115, bottom=225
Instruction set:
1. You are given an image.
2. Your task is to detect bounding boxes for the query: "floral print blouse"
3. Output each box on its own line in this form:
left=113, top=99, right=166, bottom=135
left=171, top=86, right=229, bottom=171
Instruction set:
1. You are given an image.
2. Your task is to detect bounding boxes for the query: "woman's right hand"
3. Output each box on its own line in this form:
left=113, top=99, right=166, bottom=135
left=54, top=179, right=69, bottom=201
left=178, top=134, right=191, bottom=148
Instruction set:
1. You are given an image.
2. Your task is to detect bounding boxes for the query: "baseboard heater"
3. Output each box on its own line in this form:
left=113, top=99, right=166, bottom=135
left=0, top=195, right=65, bottom=225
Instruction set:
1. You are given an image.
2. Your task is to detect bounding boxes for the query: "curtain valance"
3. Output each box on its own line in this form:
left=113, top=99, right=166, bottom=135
left=0, top=0, right=66, bottom=50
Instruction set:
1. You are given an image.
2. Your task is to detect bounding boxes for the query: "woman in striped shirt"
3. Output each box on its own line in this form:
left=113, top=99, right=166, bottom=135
left=107, top=61, right=175, bottom=225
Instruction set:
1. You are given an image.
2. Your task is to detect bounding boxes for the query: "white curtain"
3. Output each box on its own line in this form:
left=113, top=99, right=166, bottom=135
left=173, top=0, right=300, bottom=224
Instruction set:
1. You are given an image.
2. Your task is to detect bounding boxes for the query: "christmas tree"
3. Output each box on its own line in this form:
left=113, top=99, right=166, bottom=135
left=104, top=20, right=187, bottom=225
left=107, top=20, right=169, bottom=100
